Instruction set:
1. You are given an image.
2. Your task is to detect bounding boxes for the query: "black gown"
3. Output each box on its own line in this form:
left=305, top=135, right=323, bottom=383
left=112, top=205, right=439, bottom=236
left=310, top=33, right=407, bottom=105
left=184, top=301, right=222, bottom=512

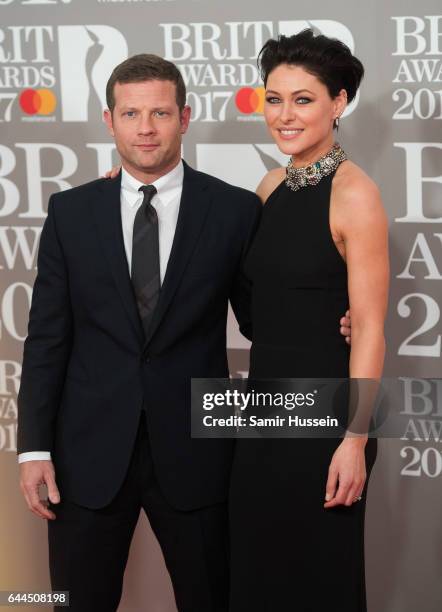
left=229, top=169, right=378, bottom=611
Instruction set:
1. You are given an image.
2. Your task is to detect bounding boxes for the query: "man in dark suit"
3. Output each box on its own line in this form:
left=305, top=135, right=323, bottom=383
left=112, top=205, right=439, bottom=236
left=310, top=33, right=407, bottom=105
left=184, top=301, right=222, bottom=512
left=17, top=54, right=261, bottom=612
left=18, top=54, right=351, bottom=611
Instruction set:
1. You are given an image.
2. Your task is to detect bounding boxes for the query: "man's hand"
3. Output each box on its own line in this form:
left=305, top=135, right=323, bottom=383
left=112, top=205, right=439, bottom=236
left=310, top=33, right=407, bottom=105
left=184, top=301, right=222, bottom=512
left=20, top=460, right=60, bottom=520
left=340, top=309, right=351, bottom=345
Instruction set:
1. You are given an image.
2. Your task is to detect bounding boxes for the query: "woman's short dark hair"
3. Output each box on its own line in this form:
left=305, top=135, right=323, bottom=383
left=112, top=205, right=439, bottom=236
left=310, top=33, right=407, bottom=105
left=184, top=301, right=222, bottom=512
left=258, top=29, right=364, bottom=103
left=106, top=53, right=186, bottom=112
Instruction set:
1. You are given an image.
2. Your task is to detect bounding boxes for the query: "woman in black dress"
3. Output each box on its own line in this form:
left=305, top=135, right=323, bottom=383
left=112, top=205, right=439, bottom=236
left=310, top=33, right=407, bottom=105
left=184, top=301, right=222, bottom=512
left=229, top=30, right=389, bottom=611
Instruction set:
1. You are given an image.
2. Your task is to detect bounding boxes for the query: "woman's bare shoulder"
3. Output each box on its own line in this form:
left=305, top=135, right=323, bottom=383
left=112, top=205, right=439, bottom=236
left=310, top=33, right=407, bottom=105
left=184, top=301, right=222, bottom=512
left=332, top=160, right=386, bottom=231
left=333, top=160, right=380, bottom=203
left=256, top=168, right=286, bottom=204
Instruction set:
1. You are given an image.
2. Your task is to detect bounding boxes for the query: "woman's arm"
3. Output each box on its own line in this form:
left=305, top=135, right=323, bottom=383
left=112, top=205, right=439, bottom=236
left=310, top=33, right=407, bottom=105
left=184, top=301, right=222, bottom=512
left=324, top=164, right=389, bottom=508
left=338, top=171, right=389, bottom=378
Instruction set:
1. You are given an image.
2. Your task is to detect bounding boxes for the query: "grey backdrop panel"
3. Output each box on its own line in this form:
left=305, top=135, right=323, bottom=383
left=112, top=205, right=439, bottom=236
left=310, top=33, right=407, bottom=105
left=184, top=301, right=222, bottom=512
left=0, top=1, right=441, bottom=610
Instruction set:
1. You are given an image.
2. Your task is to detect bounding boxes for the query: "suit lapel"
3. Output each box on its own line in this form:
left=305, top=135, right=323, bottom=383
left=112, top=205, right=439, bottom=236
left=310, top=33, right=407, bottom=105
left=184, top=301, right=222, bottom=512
left=91, top=173, right=144, bottom=344
left=143, top=161, right=213, bottom=348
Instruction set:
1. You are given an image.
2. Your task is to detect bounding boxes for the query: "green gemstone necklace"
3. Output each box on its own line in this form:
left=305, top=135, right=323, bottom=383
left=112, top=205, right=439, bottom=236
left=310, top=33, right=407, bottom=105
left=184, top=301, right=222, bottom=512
left=285, top=142, right=347, bottom=192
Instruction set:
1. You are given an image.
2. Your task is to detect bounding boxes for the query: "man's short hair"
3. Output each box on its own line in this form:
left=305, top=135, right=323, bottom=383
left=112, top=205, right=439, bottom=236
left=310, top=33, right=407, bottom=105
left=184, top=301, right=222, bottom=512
left=106, top=54, right=186, bottom=112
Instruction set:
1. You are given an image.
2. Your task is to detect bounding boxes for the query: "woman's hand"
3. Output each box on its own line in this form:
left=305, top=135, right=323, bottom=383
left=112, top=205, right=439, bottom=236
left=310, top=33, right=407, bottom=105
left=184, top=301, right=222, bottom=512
left=324, top=437, right=367, bottom=508
left=103, top=166, right=121, bottom=179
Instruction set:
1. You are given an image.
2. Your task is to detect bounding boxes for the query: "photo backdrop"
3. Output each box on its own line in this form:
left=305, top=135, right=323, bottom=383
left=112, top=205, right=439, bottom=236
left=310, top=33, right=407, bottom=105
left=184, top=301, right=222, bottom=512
left=0, top=1, right=441, bottom=610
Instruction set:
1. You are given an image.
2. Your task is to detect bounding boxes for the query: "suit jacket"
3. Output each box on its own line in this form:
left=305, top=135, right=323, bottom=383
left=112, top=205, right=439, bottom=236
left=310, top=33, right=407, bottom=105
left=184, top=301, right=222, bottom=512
left=17, top=161, right=261, bottom=510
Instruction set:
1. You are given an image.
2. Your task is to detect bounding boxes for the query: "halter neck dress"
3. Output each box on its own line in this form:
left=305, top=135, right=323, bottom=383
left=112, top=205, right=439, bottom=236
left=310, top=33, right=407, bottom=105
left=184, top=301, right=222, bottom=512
left=229, top=165, right=378, bottom=612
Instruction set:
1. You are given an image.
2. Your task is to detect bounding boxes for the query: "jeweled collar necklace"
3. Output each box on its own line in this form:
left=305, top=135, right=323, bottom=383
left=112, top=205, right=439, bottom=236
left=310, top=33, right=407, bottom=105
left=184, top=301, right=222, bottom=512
left=285, top=143, right=347, bottom=192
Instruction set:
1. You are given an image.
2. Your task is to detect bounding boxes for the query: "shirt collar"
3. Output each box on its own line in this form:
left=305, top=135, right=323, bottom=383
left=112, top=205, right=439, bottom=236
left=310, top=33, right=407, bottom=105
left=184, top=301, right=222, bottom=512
left=121, top=160, right=184, bottom=208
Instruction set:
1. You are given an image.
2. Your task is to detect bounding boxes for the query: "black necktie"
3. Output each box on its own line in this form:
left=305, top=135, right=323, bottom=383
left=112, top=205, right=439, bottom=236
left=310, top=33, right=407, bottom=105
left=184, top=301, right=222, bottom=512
left=131, top=184, right=160, bottom=338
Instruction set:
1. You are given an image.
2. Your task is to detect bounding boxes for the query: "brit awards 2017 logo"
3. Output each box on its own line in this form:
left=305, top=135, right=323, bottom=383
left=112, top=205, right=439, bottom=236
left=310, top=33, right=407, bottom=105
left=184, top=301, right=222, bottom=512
left=161, top=19, right=358, bottom=123
left=392, top=14, right=442, bottom=121
left=0, top=24, right=127, bottom=122
left=391, top=15, right=442, bottom=480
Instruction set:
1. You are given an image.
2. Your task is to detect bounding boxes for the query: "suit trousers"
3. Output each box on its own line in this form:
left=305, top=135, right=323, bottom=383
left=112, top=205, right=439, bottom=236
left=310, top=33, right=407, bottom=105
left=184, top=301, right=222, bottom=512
left=48, top=413, right=229, bottom=612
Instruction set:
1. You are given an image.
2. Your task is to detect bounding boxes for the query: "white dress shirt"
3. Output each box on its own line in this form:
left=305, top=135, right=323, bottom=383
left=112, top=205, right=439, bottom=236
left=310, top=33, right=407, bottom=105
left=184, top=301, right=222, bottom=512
left=19, top=160, right=184, bottom=464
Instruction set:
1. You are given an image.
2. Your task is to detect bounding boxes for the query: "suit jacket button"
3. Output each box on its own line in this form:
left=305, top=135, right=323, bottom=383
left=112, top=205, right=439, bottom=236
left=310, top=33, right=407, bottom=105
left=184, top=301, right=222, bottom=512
left=144, top=356, right=150, bottom=364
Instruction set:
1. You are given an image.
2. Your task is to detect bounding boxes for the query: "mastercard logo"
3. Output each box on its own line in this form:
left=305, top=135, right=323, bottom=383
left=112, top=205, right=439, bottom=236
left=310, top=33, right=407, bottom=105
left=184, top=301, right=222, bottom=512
left=19, top=89, right=57, bottom=115
left=235, top=87, right=265, bottom=114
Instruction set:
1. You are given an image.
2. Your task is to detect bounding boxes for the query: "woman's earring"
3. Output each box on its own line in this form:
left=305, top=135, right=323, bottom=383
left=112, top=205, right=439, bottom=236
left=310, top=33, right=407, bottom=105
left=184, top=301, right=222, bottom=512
left=334, top=116, right=340, bottom=131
